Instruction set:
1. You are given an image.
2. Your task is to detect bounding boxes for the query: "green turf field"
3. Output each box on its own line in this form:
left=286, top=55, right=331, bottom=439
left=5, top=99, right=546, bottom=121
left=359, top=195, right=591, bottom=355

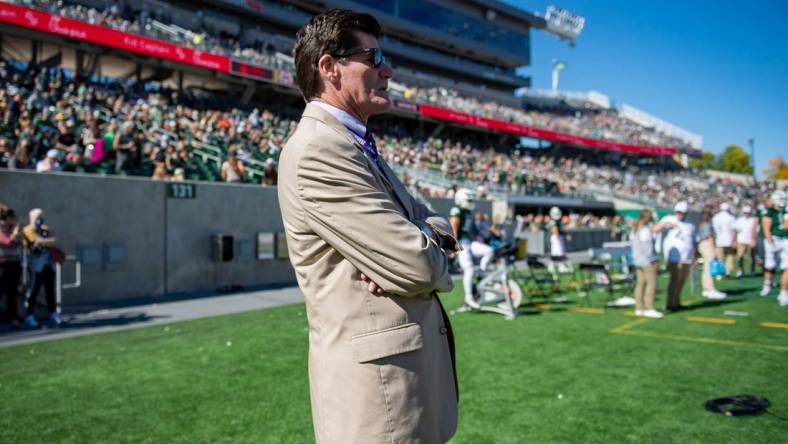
left=1, top=274, right=786, bottom=443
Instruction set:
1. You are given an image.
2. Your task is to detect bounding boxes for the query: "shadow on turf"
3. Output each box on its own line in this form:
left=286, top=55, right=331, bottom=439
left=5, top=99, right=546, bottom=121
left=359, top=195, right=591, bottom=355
left=0, top=312, right=168, bottom=338
left=718, top=287, right=761, bottom=296
left=60, top=312, right=169, bottom=329
left=60, top=282, right=297, bottom=314
left=679, top=298, right=744, bottom=312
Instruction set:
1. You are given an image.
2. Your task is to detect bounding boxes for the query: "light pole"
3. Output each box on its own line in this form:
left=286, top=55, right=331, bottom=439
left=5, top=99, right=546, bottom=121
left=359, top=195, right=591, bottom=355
left=748, top=138, right=755, bottom=178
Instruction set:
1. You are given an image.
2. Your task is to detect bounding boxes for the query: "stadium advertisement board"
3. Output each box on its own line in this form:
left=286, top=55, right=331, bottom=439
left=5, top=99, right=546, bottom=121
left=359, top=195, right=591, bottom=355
left=230, top=60, right=272, bottom=81
left=0, top=2, right=231, bottom=73
left=419, top=104, right=678, bottom=156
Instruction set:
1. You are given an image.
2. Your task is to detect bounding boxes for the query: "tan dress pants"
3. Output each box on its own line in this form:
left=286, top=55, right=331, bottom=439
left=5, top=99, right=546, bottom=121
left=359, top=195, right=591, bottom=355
left=634, top=263, right=658, bottom=311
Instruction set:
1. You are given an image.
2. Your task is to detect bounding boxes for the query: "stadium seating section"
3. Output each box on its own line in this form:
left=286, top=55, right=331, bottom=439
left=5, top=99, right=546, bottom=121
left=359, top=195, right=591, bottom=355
left=0, top=0, right=774, bottom=209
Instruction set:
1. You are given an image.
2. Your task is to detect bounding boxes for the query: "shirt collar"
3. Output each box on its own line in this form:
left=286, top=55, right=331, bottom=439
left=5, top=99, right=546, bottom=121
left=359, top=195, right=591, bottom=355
left=311, top=101, right=366, bottom=141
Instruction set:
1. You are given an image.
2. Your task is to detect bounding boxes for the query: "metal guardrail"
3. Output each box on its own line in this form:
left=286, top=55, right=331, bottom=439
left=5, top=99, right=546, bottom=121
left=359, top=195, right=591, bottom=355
left=391, top=163, right=602, bottom=202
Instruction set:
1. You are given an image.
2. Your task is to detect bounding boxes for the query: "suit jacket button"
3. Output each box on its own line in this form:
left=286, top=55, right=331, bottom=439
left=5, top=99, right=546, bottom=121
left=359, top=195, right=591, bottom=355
left=439, top=326, right=447, bottom=335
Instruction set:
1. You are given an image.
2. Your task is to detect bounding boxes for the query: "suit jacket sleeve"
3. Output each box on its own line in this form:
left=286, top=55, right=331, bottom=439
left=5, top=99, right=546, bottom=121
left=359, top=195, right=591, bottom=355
left=381, top=163, right=459, bottom=252
left=296, top=139, right=453, bottom=297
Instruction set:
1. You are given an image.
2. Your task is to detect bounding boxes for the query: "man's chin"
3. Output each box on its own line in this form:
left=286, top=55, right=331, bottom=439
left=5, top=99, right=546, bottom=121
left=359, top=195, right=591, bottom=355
left=366, top=99, right=391, bottom=116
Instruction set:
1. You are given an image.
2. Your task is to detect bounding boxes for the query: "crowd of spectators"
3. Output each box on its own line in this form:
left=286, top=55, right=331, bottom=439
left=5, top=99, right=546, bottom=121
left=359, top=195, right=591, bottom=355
left=4, top=3, right=780, bottom=208
left=378, top=133, right=561, bottom=198
left=18, top=0, right=694, bottom=151
left=2, top=55, right=776, bottom=210
left=0, top=59, right=291, bottom=184
left=514, top=213, right=628, bottom=233
left=404, top=85, right=690, bottom=149
left=20, top=0, right=287, bottom=69
left=379, top=129, right=771, bottom=209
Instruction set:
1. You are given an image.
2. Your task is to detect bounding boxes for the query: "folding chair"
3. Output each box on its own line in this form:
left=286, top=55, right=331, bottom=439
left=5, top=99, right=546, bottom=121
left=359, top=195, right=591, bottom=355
left=520, top=257, right=565, bottom=303
left=575, top=261, right=634, bottom=308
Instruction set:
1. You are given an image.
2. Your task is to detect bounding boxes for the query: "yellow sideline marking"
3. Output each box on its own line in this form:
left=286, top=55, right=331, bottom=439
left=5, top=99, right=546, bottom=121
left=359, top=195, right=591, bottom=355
left=687, top=316, right=736, bottom=325
left=609, top=319, right=788, bottom=352
left=615, top=330, right=788, bottom=352
left=568, top=307, right=605, bottom=315
left=624, top=311, right=638, bottom=317
left=760, top=322, right=788, bottom=330
left=610, top=318, right=649, bottom=333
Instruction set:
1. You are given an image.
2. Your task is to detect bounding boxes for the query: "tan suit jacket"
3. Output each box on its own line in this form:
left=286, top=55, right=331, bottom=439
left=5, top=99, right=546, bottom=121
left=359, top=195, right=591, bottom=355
left=277, top=103, right=458, bottom=444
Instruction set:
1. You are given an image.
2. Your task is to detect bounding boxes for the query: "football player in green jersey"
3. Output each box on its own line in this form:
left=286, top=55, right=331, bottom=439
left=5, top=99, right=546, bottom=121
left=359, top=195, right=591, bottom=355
left=760, top=190, right=788, bottom=306
left=450, top=189, right=494, bottom=308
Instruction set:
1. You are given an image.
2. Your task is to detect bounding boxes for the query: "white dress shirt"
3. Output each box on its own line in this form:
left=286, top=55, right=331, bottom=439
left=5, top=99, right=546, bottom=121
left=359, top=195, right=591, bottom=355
left=712, top=211, right=736, bottom=247
left=734, top=216, right=757, bottom=245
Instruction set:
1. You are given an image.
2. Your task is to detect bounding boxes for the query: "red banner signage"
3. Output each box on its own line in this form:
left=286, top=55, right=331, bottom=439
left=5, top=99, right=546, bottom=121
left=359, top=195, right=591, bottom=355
left=419, top=104, right=678, bottom=156
left=230, top=60, right=272, bottom=80
left=0, top=2, right=231, bottom=73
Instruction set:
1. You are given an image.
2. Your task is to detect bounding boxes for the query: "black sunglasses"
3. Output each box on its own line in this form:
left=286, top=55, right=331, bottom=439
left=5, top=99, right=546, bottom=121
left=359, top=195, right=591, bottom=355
left=333, top=47, right=388, bottom=68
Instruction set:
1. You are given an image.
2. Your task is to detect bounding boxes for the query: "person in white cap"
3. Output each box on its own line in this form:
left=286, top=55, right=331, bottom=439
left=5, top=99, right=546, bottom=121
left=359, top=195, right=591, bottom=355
left=733, top=205, right=758, bottom=277
left=760, top=190, right=788, bottom=302
left=659, top=201, right=696, bottom=311
left=711, top=202, right=736, bottom=278
left=35, top=149, right=61, bottom=173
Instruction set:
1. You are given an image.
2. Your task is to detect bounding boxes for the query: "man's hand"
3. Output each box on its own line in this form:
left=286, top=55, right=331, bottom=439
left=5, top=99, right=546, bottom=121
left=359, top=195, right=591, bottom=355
left=359, top=272, right=384, bottom=295
left=420, top=220, right=461, bottom=255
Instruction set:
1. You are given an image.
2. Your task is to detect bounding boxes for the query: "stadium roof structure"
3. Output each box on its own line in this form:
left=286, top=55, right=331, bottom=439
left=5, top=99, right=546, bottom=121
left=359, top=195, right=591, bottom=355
left=463, top=0, right=547, bottom=28
left=286, top=0, right=539, bottom=70
left=0, top=1, right=679, bottom=158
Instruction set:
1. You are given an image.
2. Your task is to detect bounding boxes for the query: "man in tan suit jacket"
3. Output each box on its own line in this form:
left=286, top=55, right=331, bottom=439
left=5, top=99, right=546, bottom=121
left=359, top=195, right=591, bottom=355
left=278, top=9, right=460, bottom=444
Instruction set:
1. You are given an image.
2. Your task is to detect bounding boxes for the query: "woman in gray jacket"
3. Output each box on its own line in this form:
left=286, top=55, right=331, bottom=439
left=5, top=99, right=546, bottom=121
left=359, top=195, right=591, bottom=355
left=630, top=209, right=669, bottom=318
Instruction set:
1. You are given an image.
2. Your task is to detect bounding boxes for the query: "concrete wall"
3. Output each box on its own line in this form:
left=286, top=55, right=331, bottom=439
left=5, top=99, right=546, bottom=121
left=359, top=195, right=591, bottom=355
left=425, top=197, right=492, bottom=221
left=515, top=229, right=613, bottom=256
left=3, top=171, right=614, bottom=309
left=564, top=228, right=613, bottom=252
left=1, top=170, right=294, bottom=309
left=2, top=171, right=478, bottom=310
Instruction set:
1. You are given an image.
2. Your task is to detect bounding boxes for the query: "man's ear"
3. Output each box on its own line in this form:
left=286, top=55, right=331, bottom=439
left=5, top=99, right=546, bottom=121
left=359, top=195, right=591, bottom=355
left=317, top=54, right=340, bottom=85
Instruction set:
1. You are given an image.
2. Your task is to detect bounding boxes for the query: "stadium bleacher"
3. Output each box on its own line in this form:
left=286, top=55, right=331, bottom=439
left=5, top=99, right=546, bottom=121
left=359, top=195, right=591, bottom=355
left=0, top=0, right=779, bottom=209
left=12, top=0, right=691, bottom=151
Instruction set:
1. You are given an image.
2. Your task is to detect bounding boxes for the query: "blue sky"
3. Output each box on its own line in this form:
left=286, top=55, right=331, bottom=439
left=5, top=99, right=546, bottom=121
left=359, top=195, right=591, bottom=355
left=503, top=0, right=787, bottom=176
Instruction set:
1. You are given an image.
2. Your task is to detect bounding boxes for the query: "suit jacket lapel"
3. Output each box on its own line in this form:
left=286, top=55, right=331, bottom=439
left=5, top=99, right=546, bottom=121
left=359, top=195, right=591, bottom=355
left=301, top=103, right=414, bottom=220
left=378, top=159, right=415, bottom=221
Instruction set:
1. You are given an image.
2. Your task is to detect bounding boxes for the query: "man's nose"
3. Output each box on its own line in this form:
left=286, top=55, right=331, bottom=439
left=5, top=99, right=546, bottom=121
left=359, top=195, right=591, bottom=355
left=379, top=63, right=393, bottom=80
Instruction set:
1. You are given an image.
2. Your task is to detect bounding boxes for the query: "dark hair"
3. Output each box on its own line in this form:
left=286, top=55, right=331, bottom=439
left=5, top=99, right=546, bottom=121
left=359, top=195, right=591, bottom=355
left=0, top=205, right=15, bottom=221
left=293, top=9, right=381, bottom=100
